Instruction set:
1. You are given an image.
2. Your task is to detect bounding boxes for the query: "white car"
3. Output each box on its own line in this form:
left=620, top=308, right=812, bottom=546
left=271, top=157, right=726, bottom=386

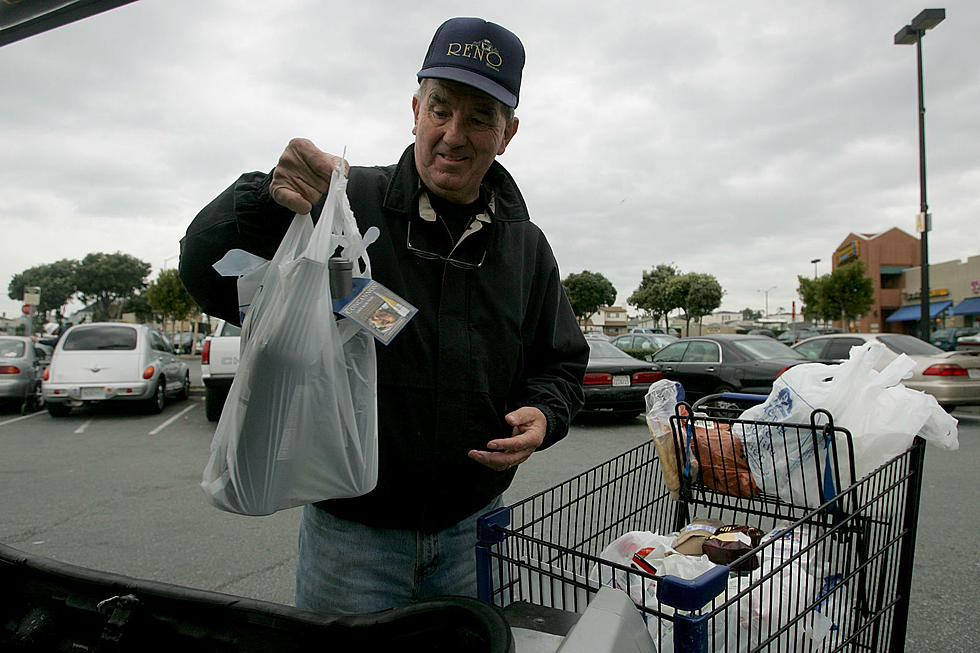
left=43, top=322, right=190, bottom=417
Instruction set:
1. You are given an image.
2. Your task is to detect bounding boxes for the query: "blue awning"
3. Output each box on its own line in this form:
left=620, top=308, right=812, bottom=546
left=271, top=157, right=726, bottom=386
left=885, top=300, right=953, bottom=322
left=952, top=297, right=980, bottom=316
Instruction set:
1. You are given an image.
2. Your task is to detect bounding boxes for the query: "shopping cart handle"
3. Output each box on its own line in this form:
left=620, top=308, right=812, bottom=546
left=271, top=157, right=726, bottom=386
left=690, top=392, right=768, bottom=411
left=655, top=566, right=730, bottom=612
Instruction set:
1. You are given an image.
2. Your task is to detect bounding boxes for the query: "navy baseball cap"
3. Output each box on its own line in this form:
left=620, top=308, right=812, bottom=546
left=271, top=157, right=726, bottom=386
left=417, top=17, right=525, bottom=108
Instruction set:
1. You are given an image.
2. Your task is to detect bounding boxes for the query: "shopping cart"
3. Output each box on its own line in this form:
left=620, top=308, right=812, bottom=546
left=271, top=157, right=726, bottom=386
left=475, top=393, right=926, bottom=652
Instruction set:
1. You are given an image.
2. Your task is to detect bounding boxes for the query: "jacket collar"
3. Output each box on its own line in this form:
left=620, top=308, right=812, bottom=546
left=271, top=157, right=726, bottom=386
left=382, top=144, right=530, bottom=223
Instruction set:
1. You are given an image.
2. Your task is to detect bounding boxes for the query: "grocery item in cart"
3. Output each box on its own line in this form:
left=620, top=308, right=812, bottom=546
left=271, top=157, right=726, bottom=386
left=645, top=380, right=694, bottom=499
left=687, top=420, right=758, bottom=498
left=735, top=341, right=957, bottom=507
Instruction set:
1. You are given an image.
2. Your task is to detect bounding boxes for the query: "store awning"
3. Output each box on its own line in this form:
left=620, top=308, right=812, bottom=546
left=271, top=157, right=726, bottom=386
left=885, top=300, right=952, bottom=322
left=952, top=297, right=980, bottom=316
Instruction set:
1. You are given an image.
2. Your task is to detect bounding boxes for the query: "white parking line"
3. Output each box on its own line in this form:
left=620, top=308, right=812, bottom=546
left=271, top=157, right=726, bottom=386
left=74, top=418, right=94, bottom=434
left=149, top=402, right=198, bottom=435
left=0, top=411, right=47, bottom=427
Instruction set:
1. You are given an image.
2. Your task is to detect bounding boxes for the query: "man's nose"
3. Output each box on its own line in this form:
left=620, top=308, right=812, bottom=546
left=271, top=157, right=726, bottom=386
left=442, top=114, right=467, bottom=146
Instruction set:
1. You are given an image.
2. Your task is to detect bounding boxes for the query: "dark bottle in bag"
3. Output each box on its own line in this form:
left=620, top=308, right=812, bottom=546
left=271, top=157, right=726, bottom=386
left=329, top=257, right=353, bottom=301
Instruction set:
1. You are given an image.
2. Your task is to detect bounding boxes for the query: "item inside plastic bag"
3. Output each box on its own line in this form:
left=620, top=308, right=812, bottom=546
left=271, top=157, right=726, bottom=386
left=201, top=164, right=379, bottom=516
left=735, top=341, right=958, bottom=507
left=645, top=380, right=694, bottom=499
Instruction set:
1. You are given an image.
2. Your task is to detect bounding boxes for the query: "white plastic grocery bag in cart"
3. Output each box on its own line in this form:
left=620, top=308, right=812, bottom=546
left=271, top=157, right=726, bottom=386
left=735, top=341, right=957, bottom=507
left=202, top=164, right=379, bottom=516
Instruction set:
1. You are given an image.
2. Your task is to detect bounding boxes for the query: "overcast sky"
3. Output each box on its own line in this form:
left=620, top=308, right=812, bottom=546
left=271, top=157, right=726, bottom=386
left=2, top=0, right=978, bottom=323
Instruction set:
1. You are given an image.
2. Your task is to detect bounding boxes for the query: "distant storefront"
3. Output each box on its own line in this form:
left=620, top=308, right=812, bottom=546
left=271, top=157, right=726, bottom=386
left=889, top=256, right=980, bottom=332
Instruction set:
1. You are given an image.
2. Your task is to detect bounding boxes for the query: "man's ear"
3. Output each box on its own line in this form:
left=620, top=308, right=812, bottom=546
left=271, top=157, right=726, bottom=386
left=411, top=95, right=420, bottom=135
left=497, top=116, right=519, bottom=156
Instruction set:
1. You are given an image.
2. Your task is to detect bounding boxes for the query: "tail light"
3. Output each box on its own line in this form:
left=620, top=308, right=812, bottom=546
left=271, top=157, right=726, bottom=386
left=923, top=364, right=967, bottom=377
left=43, top=367, right=49, bottom=381
left=583, top=373, right=612, bottom=386
left=776, top=365, right=795, bottom=378
left=201, top=339, right=211, bottom=365
left=142, top=365, right=156, bottom=380
left=632, top=371, right=663, bottom=384
left=0, top=365, right=20, bottom=374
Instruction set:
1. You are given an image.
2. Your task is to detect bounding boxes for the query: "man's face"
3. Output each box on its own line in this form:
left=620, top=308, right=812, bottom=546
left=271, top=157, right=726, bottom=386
left=412, top=80, right=518, bottom=204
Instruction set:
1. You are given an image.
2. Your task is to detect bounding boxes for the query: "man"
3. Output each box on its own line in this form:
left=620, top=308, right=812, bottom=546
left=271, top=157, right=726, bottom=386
left=179, top=17, right=588, bottom=614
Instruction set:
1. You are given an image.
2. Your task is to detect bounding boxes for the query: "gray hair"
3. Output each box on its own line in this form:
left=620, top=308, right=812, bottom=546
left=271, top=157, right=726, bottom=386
left=415, top=78, right=516, bottom=126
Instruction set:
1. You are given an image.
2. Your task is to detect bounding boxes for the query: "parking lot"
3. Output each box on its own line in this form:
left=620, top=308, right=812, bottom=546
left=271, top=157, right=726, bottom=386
left=0, top=366, right=976, bottom=651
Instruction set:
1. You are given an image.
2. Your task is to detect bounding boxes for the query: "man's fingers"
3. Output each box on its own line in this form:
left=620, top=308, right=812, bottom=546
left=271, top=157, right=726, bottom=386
left=270, top=186, right=313, bottom=214
left=270, top=138, right=348, bottom=212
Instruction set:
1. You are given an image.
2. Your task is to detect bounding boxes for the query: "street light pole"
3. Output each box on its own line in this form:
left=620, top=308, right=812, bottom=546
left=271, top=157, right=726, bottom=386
left=895, top=8, right=944, bottom=342
left=758, top=285, right=776, bottom=317
left=810, top=258, right=821, bottom=279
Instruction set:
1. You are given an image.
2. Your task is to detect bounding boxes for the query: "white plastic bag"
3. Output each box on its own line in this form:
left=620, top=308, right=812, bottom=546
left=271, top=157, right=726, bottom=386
left=736, top=342, right=958, bottom=507
left=201, top=166, right=379, bottom=515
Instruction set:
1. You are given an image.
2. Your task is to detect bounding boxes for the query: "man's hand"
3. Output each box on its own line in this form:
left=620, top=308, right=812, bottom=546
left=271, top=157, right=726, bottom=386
left=269, top=138, right=348, bottom=214
left=468, top=407, right=547, bottom=472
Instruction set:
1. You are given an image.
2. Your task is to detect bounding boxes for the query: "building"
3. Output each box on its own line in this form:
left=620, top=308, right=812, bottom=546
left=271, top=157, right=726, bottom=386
left=893, top=255, right=980, bottom=331
left=584, top=306, right=628, bottom=336
left=831, top=228, right=919, bottom=333
left=830, top=228, right=979, bottom=333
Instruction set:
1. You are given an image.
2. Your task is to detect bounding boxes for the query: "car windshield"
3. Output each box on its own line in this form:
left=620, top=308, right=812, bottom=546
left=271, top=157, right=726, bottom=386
left=876, top=334, right=944, bottom=356
left=220, top=323, right=242, bottom=337
left=63, top=326, right=138, bottom=351
left=588, top=339, right=633, bottom=359
left=0, top=339, right=26, bottom=357
left=732, top=339, right=806, bottom=360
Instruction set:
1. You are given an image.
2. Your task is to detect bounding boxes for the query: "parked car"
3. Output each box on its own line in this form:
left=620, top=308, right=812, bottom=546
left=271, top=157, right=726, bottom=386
left=746, top=328, right=776, bottom=338
left=610, top=333, right=678, bottom=357
left=649, top=334, right=806, bottom=401
left=0, top=336, right=50, bottom=413
left=929, top=326, right=979, bottom=351
left=956, top=333, right=980, bottom=351
left=42, top=323, right=190, bottom=416
left=171, top=331, right=205, bottom=354
left=792, top=332, right=980, bottom=411
left=201, top=319, right=242, bottom=421
left=580, top=338, right=662, bottom=420
left=777, top=328, right=820, bottom=345
left=630, top=327, right=680, bottom=336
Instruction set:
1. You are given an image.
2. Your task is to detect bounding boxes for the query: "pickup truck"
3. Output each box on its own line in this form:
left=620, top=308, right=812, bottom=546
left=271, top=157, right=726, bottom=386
left=201, top=319, right=241, bottom=421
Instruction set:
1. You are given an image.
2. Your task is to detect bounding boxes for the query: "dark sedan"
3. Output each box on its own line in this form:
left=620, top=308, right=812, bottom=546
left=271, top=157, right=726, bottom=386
left=581, top=338, right=662, bottom=420
left=649, top=334, right=806, bottom=401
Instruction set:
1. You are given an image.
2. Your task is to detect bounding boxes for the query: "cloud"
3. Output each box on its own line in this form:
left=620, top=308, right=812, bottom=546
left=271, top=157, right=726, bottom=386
left=1, top=1, right=977, bottom=321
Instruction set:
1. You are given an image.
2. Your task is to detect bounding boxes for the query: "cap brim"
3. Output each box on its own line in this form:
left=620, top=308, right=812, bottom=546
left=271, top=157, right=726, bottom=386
left=418, top=66, right=517, bottom=108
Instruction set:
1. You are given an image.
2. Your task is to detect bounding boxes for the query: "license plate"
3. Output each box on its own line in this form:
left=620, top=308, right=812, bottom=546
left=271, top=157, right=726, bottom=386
left=81, top=387, right=104, bottom=399
left=612, top=375, right=630, bottom=387
left=969, top=369, right=980, bottom=379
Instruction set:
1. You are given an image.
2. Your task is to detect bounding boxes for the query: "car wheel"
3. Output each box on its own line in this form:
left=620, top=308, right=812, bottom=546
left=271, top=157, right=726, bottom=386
left=177, top=372, right=190, bottom=401
left=205, top=386, right=227, bottom=422
left=46, top=402, right=71, bottom=418
left=145, top=378, right=166, bottom=414
left=22, top=382, right=44, bottom=414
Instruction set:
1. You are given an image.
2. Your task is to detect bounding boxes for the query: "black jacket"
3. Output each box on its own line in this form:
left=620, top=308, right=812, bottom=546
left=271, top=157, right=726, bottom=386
left=179, top=145, right=588, bottom=530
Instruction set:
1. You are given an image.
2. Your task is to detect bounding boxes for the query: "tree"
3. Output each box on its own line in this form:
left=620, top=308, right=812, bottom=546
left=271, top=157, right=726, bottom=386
left=628, top=264, right=681, bottom=328
left=122, top=290, right=155, bottom=324
left=7, top=259, right=78, bottom=324
left=822, top=261, right=874, bottom=331
left=563, top=271, right=617, bottom=326
left=674, top=272, right=724, bottom=335
left=741, top=307, right=762, bottom=321
left=146, top=269, right=199, bottom=332
left=74, top=252, right=152, bottom=321
left=797, top=261, right=874, bottom=330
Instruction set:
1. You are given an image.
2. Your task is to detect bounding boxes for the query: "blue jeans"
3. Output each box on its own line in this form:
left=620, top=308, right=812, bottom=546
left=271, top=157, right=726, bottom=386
left=295, top=495, right=503, bottom=614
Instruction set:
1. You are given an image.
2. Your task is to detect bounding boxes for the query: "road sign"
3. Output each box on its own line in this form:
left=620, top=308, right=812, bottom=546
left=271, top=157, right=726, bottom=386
left=22, top=304, right=34, bottom=316
left=23, top=286, right=40, bottom=306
